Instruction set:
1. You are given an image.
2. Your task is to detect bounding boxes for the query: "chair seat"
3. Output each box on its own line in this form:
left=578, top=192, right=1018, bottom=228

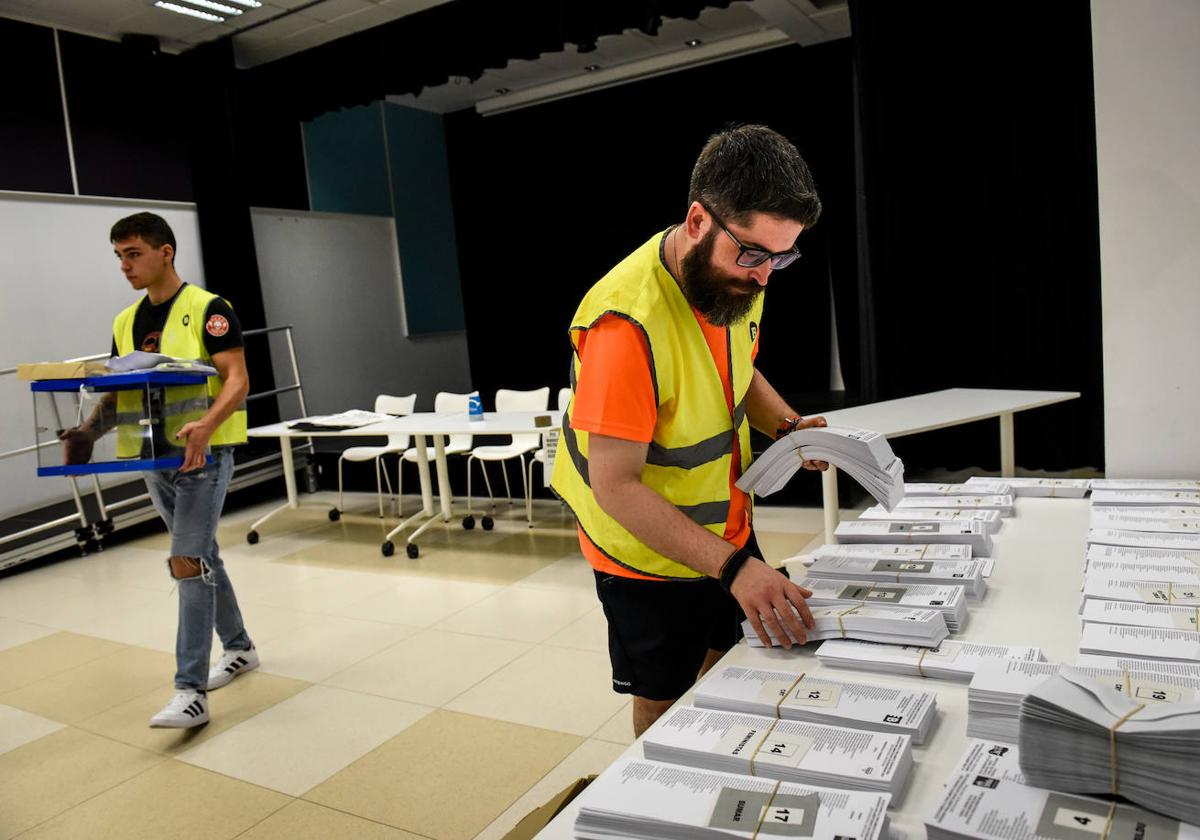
left=342, top=445, right=408, bottom=462
left=472, top=443, right=538, bottom=461
left=533, top=450, right=547, bottom=463
left=402, top=443, right=471, bottom=462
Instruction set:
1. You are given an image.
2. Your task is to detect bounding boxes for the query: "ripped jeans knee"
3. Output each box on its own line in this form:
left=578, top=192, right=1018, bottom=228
left=168, top=555, right=215, bottom=585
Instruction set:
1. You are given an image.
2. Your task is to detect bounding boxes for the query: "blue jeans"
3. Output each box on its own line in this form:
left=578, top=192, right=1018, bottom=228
left=144, top=447, right=253, bottom=691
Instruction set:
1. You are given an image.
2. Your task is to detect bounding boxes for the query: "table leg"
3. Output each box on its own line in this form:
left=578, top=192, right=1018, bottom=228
left=433, top=435, right=452, bottom=521
left=248, top=438, right=299, bottom=542
left=414, top=435, right=435, bottom=516
left=822, top=465, right=839, bottom=545
left=999, top=412, right=1015, bottom=477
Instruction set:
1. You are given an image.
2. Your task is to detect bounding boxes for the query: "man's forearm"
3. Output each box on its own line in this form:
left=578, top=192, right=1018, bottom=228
left=745, top=368, right=801, bottom=438
left=81, top=392, right=118, bottom=440
left=198, top=373, right=248, bottom=434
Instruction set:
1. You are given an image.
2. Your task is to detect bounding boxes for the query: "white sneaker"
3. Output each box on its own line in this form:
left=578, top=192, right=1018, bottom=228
left=207, top=647, right=260, bottom=690
left=149, top=691, right=209, bottom=728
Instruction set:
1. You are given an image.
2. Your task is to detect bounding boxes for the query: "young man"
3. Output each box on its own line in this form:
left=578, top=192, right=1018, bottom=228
left=551, top=125, right=829, bottom=736
left=66, top=212, right=258, bottom=728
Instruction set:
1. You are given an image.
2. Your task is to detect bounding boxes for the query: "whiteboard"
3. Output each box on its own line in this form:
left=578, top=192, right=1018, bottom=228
left=0, top=191, right=206, bottom=521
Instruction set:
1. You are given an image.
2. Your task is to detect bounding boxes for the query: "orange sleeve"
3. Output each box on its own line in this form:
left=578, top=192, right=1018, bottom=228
left=571, top=315, right=657, bottom=443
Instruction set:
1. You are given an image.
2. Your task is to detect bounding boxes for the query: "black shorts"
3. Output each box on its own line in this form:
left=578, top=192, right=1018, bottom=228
left=594, top=531, right=763, bottom=702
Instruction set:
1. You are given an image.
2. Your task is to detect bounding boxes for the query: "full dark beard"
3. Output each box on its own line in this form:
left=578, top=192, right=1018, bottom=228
left=678, top=228, right=763, bottom=327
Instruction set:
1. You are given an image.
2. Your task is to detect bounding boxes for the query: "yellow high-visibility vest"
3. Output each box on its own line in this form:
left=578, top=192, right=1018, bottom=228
left=551, top=231, right=761, bottom=579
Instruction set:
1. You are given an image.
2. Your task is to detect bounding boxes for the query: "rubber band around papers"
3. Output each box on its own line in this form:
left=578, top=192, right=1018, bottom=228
left=916, top=648, right=929, bottom=678
left=752, top=780, right=784, bottom=840
left=918, top=545, right=929, bottom=561
left=1099, top=802, right=1117, bottom=840
left=1122, top=670, right=1132, bottom=698
left=1108, top=703, right=1145, bottom=796
left=836, top=605, right=861, bottom=638
left=747, top=718, right=781, bottom=776
left=775, top=673, right=806, bottom=718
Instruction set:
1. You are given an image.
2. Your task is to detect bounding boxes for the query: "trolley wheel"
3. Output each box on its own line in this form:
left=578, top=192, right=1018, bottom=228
left=405, top=543, right=419, bottom=559
left=482, top=516, right=494, bottom=531
left=462, top=516, right=476, bottom=530
left=381, top=541, right=395, bottom=557
left=328, top=508, right=341, bottom=522
left=247, top=530, right=260, bottom=545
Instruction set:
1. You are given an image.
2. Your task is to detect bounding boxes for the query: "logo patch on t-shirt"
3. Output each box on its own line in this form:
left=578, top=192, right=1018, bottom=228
left=206, top=314, right=229, bottom=337
left=749, top=321, right=758, bottom=343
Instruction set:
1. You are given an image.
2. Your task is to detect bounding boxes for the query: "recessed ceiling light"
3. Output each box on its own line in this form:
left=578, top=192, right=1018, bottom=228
left=181, top=0, right=243, bottom=15
left=584, top=64, right=600, bottom=72
left=685, top=39, right=703, bottom=47
left=154, top=1, right=223, bottom=22
left=494, top=88, right=511, bottom=95
left=224, top=0, right=262, bottom=6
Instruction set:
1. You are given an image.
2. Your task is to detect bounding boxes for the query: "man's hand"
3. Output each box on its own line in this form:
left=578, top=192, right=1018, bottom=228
left=796, top=415, right=830, bottom=472
left=175, top=421, right=213, bottom=472
left=59, top=428, right=94, bottom=465
left=729, top=558, right=816, bottom=648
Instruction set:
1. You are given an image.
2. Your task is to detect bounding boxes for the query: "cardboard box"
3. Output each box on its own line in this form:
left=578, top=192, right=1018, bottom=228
left=501, top=776, right=595, bottom=840
left=16, top=361, right=110, bottom=382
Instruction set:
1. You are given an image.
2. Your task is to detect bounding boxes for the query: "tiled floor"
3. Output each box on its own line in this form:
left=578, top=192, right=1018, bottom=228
left=0, top=490, right=824, bottom=839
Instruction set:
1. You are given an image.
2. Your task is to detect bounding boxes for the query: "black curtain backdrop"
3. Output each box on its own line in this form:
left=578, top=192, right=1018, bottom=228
left=847, top=0, right=1104, bottom=473
left=444, top=41, right=856, bottom=426
left=0, top=18, right=73, bottom=194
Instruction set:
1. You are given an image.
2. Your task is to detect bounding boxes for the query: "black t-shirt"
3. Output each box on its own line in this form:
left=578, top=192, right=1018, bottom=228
left=110, top=283, right=244, bottom=359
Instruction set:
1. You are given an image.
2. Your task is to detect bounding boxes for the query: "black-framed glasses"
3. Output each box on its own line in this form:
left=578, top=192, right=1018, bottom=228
left=702, top=203, right=801, bottom=269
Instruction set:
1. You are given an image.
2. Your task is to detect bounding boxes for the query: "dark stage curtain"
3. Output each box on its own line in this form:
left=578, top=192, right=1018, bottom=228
left=846, top=0, right=1104, bottom=472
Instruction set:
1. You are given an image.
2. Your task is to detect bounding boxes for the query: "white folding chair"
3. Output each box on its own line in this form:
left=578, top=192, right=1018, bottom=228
left=334, top=393, right=415, bottom=520
left=400, top=391, right=474, bottom=506
left=466, top=386, right=549, bottom=529
left=526, top=386, right=571, bottom=526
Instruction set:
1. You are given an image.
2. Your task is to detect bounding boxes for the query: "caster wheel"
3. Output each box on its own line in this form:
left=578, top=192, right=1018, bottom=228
left=328, top=508, right=341, bottom=522
left=406, top=543, right=419, bottom=559
left=462, top=516, right=475, bottom=530
left=381, top=541, right=395, bottom=557
left=482, top=516, right=494, bottom=531
left=247, top=530, right=260, bottom=545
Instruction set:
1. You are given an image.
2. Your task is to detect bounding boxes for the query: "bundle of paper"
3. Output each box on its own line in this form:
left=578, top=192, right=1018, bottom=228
left=928, top=738, right=1200, bottom=840
left=907, top=481, right=1013, bottom=496
left=835, top=519, right=994, bottom=555
left=575, top=758, right=892, bottom=840
left=692, top=664, right=938, bottom=743
left=1092, top=489, right=1200, bottom=507
left=858, top=506, right=1004, bottom=534
left=1076, top=654, right=1200, bottom=677
left=1092, top=479, right=1200, bottom=492
left=737, top=426, right=905, bottom=510
left=1090, top=507, right=1200, bottom=534
left=1086, top=558, right=1200, bottom=584
left=1081, top=598, right=1200, bottom=632
left=743, top=604, right=949, bottom=648
left=893, top=494, right=1015, bottom=516
left=816, top=639, right=1045, bottom=682
left=968, top=659, right=1200, bottom=743
left=1088, top=543, right=1200, bottom=569
left=287, top=409, right=391, bottom=430
left=1090, top=528, right=1200, bottom=552
left=642, top=706, right=913, bottom=797
left=1079, top=623, right=1200, bottom=663
left=795, top=577, right=968, bottom=632
left=1082, top=575, right=1200, bottom=609
left=966, top=475, right=1091, bottom=497
left=1018, top=667, right=1200, bottom=827
left=805, top=553, right=987, bottom=600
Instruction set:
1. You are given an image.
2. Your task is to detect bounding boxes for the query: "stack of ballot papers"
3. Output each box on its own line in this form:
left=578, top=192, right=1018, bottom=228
left=791, top=576, right=968, bottom=632
left=859, top=506, right=1004, bottom=534
left=817, top=639, right=1045, bottom=682
left=926, top=739, right=1200, bottom=840
left=737, top=425, right=905, bottom=510
left=743, top=604, right=950, bottom=648
left=1080, top=599, right=1200, bottom=632
left=1092, top=489, right=1200, bottom=507
left=1078, top=623, right=1200, bottom=663
left=1082, top=576, right=1200, bottom=609
left=105, top=350, right=215, bottom=375
left=804, top=542, right=974, bottom=562
left=1089, top=528, right=1200, bottom=552
left=967, top=475, right=1092, bottom=497
left=287, top=409, right=391, bottom=431
left=1091, top=507, right=1200, bottom=534
left=835, top=519, right=994, bottom=556
left=1087, top=543, right=1200, bottom=570
left=575, top=758, right=892, bottom=840
left=805, top=552, right=988, bottom=600
left=642, top=706, right=913, bottom=797
left=893, top=494, right=1015, bottom=516
left=1018, top=668, right=1200, bottom=827
left=1076, top=654, right=1200, bottom=677
left=693, top=664, right=938, bottom=743
left=968, top=659, right=1200, bottom=743
left=1085, top=557, right=1200, bottom=584
left=1093, top=479, right=1200, bottom=492
left=907, top=481, right=1013, bottom=496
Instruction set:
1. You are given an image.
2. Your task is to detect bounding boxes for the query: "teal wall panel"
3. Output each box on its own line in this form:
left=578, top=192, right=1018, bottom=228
left=303, top=104, right=392, bottom=216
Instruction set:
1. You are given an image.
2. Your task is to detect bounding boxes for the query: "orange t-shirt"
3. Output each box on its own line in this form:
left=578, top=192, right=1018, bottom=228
left=570, top=311, right=759, bottom=580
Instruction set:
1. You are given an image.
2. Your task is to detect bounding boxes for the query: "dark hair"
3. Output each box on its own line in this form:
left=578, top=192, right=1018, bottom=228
left=110, top=212, right=177, bottom=263
left=687, top=124, right=821, bottom=228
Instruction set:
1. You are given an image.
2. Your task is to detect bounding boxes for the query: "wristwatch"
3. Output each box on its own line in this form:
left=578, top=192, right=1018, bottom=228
left=775, top=416, right=802, bottom=440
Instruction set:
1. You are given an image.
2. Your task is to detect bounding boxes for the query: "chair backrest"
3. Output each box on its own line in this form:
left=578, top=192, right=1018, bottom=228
left=375, top=393, right=416, bottom=449
left=434, top=391, right=473, bottom=450
left=557, top=387, right=571, bottom=411
left=496, top=387, right=550, bottom=450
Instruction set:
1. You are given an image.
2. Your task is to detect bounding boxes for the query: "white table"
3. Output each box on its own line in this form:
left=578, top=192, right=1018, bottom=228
left=536, top=495, right=1091, bottom=840
left=814, top=388, right=1080, bottom=542
left=247, top=410, right=561, bottom=557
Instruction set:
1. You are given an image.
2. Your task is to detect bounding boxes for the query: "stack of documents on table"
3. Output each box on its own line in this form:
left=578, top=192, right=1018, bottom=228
left=1089, top=528, right=1200, bottom=552
left=893, top=494, right=1015, bottom=516
left=794, top=577, right=968, bottom=632
left=1078, top=623, right=1200, bottom=663
left=1076, top=654, right=1200, bottom=677
left=906, top=481, right=1013, bottom=496
left=927, top=739, right=1200, bottom=840
left=968, top=659, right=1200, bottom=743
left=805, top=552, right=987, bottom=600
left=105, top=350, right=216, bottom=375
left=1018, top=668, right=1200, bottom=827
left=806, top=542, right=974, bottom=562
left=743, top=604, right=949, bottom=648
left=287, top=410, right=391, bottom=431
left=858, top=506, right=1003, bottom=534
left=693, top=664, right=938, bottom=742
left=1092, top=478, right=1200, bottom=492
left=1092, top=488, right=1200, bottom=507
left=835, top=519, right=994, bottom=555
left=817, top=639, right=1045, bottom=682
left=1086, top=557, right=1200, bottom=584
left=1087, top=543, right=1200, bottom=570
left=1082, top=576, right=1200, bottom=609
left=642, top=706, right=913, bottom=797
left=1091, top=506, right=1200, bottom=534
left=575, top=758, right=892, bottom=840
left=1080, top=598, right=1200, bottom=632
left=967, top=475, right=1092, bottom=497
left=737, top=426, right=905, bottom=510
